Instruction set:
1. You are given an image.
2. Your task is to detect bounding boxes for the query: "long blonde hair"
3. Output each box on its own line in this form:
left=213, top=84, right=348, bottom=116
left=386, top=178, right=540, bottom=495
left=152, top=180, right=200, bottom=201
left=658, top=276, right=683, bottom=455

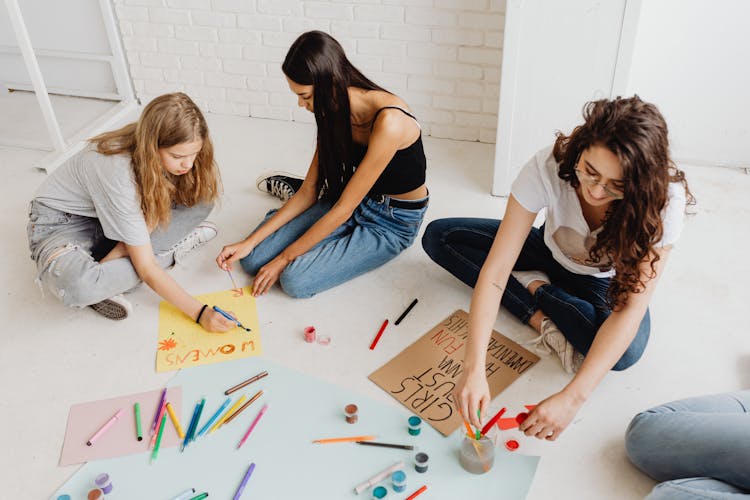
left=90, top=92, right=221, bottom=230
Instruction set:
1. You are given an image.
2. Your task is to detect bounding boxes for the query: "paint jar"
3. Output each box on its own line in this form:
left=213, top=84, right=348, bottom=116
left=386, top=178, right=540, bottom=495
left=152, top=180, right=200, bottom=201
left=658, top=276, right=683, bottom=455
left=391, top=470, right=407, bottom=492
left=459, top=435, right=495, bottom=474
left=304, top=326, right=316, bottom=343
left=407, top=416, right=422, bottom=436
left=345, top=404, right=358, bottom=424
left=414, top=452, right=429, bottom=473
left=56, top=495, right=71, bottom=500
left=95, top=473, right=113, bottom=494
left=87, top=488, right=104, bottom=500
left=371, top=485, right=388, bottom=499
left=317, top=334, right=331, bottom=346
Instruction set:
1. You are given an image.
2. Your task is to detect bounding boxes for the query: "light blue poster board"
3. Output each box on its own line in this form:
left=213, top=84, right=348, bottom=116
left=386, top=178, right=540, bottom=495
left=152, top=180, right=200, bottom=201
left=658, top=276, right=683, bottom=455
left=52, top=358, right=539, bottom=499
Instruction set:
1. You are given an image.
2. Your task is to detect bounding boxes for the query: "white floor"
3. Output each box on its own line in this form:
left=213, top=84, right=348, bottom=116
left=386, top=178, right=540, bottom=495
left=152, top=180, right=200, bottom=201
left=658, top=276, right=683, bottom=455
left=1, top=100, right=749, bottom=500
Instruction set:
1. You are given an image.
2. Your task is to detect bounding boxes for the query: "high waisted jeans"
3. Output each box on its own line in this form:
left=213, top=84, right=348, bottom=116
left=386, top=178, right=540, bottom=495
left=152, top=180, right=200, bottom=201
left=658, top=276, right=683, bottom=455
left=421, top=217, right=649, bottom=370
left=27, top=200, right=212, bottom=307
left=239, top=195, right=428, bottom=298
left=626, top=390, right=750, bottom=499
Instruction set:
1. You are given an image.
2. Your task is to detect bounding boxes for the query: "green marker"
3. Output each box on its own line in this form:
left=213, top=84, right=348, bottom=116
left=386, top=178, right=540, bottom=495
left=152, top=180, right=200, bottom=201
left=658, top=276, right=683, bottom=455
left=151, top=413, right=167, bottom=463
left=134, top=402, right=143, bottom=441
left=476, top=409, right=481, bottom=440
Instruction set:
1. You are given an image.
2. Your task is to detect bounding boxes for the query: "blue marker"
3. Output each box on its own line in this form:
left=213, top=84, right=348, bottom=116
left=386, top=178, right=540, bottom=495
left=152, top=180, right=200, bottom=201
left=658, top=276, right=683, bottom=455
left=213, top=305, right=251, bottom=331
left=196, top=397, right=232, bottom=437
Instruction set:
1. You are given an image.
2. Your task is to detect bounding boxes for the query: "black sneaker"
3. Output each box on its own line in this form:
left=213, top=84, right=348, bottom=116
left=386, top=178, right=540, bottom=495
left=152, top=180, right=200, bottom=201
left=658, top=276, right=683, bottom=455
left=255, top=171, right=304, bottom=202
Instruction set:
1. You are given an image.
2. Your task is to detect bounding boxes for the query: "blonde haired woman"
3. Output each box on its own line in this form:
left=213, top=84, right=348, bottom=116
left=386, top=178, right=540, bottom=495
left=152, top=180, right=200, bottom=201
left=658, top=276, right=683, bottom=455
left=27, top=93, right=234, bottom=332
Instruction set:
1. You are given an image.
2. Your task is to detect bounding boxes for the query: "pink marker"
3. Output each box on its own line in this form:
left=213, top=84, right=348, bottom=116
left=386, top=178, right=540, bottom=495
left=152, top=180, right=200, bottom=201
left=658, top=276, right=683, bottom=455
left=150, top=403, right=167, bottom=448
left=237, top=403, right=269, bottom=449
left=87, top=409, right=124, bottom=446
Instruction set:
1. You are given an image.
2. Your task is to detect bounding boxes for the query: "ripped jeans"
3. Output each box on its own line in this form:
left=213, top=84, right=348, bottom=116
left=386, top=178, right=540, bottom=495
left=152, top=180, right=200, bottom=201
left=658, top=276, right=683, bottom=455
left=27, top=200, right=212, bottom=308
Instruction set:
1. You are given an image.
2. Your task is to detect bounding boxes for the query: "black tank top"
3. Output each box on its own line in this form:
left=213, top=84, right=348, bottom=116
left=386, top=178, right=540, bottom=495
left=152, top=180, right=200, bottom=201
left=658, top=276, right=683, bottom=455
left=351, top=106, right=427, bottom=196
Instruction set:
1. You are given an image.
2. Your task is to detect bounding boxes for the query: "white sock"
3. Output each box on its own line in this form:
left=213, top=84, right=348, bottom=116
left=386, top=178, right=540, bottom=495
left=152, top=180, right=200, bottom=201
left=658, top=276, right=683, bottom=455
left=511, top=270, right=550, bottom=289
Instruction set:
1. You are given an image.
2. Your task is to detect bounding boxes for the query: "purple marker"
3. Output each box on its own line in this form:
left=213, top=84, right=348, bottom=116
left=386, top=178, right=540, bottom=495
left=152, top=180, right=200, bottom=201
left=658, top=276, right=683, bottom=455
left=151, top=388, right=167, bottom=435
left=232, top=462, right=256, bottom=500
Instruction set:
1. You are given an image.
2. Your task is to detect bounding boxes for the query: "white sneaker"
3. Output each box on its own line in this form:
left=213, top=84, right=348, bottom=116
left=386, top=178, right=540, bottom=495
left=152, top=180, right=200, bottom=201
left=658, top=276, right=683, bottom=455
left=526, top=317, right=584, bottom=374
left=255, top=171, right=304, bottom=202
left=89, top=294, right=133, bottom=320
left=170, top=221, right=218, bottom=264
left=512, top=270, right=550, bottom=289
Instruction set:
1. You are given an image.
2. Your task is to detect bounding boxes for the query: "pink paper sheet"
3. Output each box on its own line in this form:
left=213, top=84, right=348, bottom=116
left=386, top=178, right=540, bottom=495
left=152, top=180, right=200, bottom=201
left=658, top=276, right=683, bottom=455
left=59, top=387, right=183, bottom=466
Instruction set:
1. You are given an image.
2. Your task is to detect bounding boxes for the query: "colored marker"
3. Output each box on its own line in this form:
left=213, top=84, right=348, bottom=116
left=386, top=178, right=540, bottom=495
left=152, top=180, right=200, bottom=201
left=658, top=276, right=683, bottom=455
left=405, top=485, right=428, bottom=500
left=462, top=418, right=475, bottom=439
left=189, top=493, right=209, bottom=500
left=313, top=435, right=377, bottom=444
left=394, top=298, right=418, bottom=325
left=197, top=397, right=232, bottom=438
left=213, top=305, right=251, bottom=331
left=225, top=370, right=269, bottom=395
left=151, top=413, right=167, bottom=463
left=166, top=402, right=185, bottom=439
left=151, top=388, right=167, bottom=435
left=476, top=408, right=482, bottom=440
left=170, top=488, right=196, bottom=500
left=354, top=461, right=405, bottom=494
left=356, top=441, right=414, bottom=450
left=237, top=403, right=269, bottom=449
left=150, top=403, right=167, bottom=448
left=227, top=269, right=239, bottom=290
left=232, top=462, right=256, bottom=500
left=182, top=398, right=205, bottom=451
left=209, top=396, right=246, bottom=434
left=369, top=319, right=389, bottom=350
left=134, top=402, right=143, bottom=441
left=480, top=406, right=507, bottom=436
left=87, top=409, right=124, bottom=446
left=224, top=390, right=263, bottom=425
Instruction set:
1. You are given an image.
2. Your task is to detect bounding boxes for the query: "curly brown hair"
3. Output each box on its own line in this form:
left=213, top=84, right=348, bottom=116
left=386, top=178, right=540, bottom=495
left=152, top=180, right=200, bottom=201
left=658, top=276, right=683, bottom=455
left=553, top=96, right=693, bottom=308
left=90, top=92, right=221, bottom=230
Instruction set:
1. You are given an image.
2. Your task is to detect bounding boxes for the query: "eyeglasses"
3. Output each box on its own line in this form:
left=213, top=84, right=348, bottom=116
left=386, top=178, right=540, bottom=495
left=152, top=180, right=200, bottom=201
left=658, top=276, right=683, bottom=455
left=574, top=168, right=624, bottom=200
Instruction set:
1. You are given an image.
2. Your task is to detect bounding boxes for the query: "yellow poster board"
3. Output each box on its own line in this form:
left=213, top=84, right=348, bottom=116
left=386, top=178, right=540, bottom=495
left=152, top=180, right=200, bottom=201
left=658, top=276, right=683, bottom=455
left=156, top=287, right=261, bottom=372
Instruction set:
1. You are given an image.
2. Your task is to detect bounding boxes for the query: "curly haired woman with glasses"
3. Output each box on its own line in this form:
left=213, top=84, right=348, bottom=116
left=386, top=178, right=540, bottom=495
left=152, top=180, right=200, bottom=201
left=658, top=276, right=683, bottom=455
left=421, top=96, right=693, bottom=440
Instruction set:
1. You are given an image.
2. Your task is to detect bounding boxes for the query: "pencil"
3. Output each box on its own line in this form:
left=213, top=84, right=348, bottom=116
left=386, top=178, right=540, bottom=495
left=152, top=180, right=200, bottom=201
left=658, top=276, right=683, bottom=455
left=237, top=403, right=269, bottom=449
left=405, top=485, right=428, bottom=500
left=166, top=402, right=185, bottom=439
left=134, top=402, right=143, bottom=441
left=224, top=371, right=269, bottom=395
left=394, top=298, right=418, bottom=325
left=313, top=435, right=376, bottom=444
left=150, top=413, right=167, bottom=463
left=223, top=390, right=263, bottom=425
left=369, top=319, right=389, bottom=350
left=209, top=395, right=246, bottom=433
left=232, top=462, right=256, bottom=500
left=355, top=441, right=414, bottom=450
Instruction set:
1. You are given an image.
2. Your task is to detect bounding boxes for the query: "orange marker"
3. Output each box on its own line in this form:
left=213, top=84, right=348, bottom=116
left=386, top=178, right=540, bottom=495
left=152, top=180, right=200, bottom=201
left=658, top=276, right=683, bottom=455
left=313, top=435, right=376, bottom=444
left=405, top=485, right=427, bottom=500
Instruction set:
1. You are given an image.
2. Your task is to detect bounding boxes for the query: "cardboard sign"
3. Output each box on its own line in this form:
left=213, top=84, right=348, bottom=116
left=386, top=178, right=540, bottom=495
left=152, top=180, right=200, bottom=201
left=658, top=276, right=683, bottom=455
left=156, top=286, right=261, bottom=372
left=369, top=309, right=540, bottom=436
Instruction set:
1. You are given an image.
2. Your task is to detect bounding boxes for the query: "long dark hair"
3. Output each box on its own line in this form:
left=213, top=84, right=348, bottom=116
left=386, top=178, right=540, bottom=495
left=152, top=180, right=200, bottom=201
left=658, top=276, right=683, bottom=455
left=282, top=31, right=387, bottom=201
left=553, top=95, right=694, bottom=308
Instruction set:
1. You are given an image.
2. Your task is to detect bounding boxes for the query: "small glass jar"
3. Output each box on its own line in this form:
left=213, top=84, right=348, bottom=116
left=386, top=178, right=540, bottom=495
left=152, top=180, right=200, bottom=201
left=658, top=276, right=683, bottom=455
left=458, top=435, right=495, bottom=474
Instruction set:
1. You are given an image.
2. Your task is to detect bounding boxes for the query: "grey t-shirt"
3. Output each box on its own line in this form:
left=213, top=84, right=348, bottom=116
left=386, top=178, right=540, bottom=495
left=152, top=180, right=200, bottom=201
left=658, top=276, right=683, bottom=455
left=33, top=145, right=151, bottom=246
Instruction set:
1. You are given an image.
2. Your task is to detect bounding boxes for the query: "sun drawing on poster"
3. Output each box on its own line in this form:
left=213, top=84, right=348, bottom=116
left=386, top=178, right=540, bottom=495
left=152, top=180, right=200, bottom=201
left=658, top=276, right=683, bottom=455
left=158, top=336, right=178, bottom=351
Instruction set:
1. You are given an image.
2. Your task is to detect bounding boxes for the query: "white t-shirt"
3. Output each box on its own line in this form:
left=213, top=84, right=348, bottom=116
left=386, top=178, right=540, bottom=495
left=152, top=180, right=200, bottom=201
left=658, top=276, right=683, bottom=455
left=33, top=145, right=151, bottom=246
left=511, top=145, right=686, bottom=278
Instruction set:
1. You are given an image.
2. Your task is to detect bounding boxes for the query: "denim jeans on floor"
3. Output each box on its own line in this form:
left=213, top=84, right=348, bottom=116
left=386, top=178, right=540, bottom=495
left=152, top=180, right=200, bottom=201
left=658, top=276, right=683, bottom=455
left=421, top=217, right=649, bottom=370
left=27, top=200, right=212, bottom=307
left=239, top=195, right=428, bottom=298
left=625, top=390, right=750, bottom=499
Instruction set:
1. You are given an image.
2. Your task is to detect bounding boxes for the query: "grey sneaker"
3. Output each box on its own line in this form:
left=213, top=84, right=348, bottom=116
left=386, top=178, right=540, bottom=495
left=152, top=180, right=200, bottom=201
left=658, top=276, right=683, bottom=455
left=170, top=221, right=218, bottom=264
left=89, top=294, right=132, bottom=320
left=255, top=171, right=304, bottom=202
left=527, top=317, right=584, bottom=374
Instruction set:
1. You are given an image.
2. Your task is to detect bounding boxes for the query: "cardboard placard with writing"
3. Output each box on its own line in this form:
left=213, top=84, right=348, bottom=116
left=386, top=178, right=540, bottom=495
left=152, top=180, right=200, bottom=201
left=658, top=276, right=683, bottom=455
left=369, top=309, right=540, bottom=436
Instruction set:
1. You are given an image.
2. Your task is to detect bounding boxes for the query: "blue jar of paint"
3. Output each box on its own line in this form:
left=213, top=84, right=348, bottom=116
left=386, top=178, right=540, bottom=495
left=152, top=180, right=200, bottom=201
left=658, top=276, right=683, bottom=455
left=372, top=485, right=388, bottom=499
left=391, top=470, right=407, bottom=492
left=407, top=416, right=422, bottom=436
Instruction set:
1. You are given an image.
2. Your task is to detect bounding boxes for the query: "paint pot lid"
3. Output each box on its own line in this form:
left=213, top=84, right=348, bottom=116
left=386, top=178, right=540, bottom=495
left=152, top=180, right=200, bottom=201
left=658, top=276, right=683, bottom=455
left=391, top=470, right=406, bottom=482
left=304, top=326, right=316, bottom=333
left=505, top=439, right=520, bottom=451
left=87, top=489, right=104, bottom=500
left=372, top=485, right=388, bottom=498
left=415, top=452, right=429, bottom=463
left=345, top=403, right=358, bottom=415
left=515, top=412, right=528, bottom=424
left=95, top=473, right=109, bottom=485
left=408, top=415, right=422, bottom=425
left=56, top=496, right=72, bottom=500
left=317, top=335, right=331, bottom=345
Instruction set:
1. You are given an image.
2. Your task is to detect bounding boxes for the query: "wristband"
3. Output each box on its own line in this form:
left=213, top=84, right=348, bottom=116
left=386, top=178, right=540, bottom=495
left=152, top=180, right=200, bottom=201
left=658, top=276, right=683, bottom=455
left=195, top=304, right=208, bottom=324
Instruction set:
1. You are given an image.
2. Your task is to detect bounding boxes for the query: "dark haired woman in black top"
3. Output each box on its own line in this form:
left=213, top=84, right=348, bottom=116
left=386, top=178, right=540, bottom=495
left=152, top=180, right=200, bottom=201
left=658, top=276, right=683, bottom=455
left=217, top=31, right=429, bottom=298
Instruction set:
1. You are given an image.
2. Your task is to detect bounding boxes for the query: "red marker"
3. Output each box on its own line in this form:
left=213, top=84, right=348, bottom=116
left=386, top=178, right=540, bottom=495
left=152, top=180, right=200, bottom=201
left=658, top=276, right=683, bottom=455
left=405, top=485, right=427, bottom=500
left=480, top=406, right=507, bottom=436
left=369, top=319, right=389, bottom=350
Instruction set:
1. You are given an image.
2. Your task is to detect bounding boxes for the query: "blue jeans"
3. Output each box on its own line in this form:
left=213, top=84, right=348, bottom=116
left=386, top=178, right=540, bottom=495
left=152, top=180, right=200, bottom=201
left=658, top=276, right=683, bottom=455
left=421, top=217, right=649, bottom=370
left=27, top=200, right=212, bottom=307
left=240, top=195, right=428, bottom=298
left=626, top=391, right=750, bottom=499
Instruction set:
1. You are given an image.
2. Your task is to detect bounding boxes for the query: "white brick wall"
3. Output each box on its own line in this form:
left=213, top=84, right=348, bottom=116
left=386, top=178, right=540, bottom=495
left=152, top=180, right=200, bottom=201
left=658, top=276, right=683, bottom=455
left=115, top=0, right=505, bottom=143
